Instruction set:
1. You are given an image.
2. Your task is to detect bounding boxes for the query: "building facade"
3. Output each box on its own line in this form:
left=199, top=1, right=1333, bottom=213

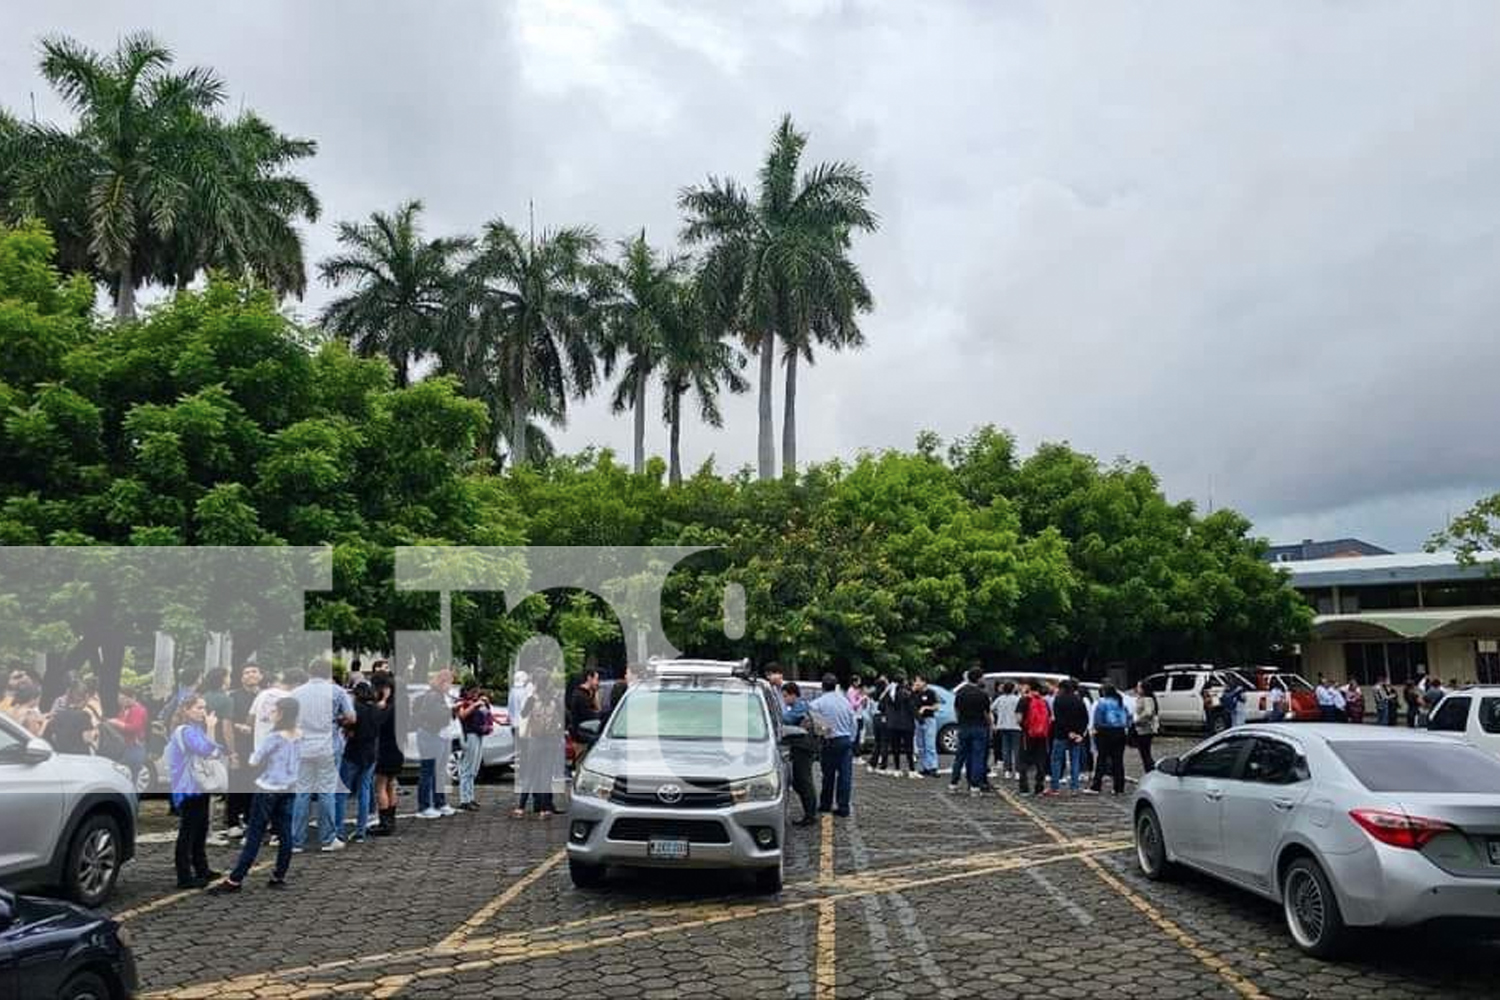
left=1286, top=552, right=1500, bottom=686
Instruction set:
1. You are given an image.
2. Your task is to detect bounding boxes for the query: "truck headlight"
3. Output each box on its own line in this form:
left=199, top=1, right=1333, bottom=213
left=730, top=769, right=780, bottom=803
left=574, top=766, right=615, bottom=800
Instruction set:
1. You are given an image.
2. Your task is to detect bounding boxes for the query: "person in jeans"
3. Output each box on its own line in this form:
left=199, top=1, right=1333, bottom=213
left=912, top=676, right=940, bottom=776
left=949, top=668, right=993, bottom=794
left=335, top=682, right=382, bottom=841
left=1047, top=680, right=1089, bottom=795
left=165, top=695, right=224, bottom=888
left=1088, top=684, right=1131, bottom=795
left=1016, top=682, right=1051, bottom=796
left=414, top=669, right=456, bottom=819
left=455, top=681, right=492, bottom=810
left=990, top=682, right=1021, bottom=779
left=291, top=658, right=355, bottom=851
left=108, top=688, right=150, bottom=786
left=811, top=675, right=857, bottom=817
left=780, top=682, right=820, bottom=826
left=1132, top=681, right=1159, bottom=773
left=865, top=674, right=890, bottom=772
left=209, top=697, right=301, bottom=893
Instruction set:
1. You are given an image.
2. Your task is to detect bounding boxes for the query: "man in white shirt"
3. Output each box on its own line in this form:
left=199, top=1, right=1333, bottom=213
left=290, top=658, right=355, bottom=851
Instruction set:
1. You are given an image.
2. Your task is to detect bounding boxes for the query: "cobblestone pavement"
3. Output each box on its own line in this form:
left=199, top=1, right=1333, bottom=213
left=110, top=738, right=1500, bottom=999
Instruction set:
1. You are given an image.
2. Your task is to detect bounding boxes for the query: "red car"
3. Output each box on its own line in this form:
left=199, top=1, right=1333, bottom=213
left=1250, top=668, right=1319, bottom=720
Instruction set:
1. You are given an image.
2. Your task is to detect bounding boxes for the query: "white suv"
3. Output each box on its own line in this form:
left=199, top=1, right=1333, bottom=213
left=0, top=713, right=138, bottom=906
left=1427, top=686, right=1500, bottom=759
left=1141, top=665, right=1260, bottom=733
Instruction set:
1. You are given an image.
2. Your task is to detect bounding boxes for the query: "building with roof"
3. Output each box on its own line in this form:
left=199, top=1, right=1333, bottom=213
left=1284, top=551, right=1500, bottom=686
left=1264, top=537, right=1391, bottom=563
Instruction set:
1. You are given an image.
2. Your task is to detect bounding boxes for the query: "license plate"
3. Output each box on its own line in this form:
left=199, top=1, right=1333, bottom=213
left=1488, top=839, right=1500, bottom=866
left=647, top=837, right=690, bottom=860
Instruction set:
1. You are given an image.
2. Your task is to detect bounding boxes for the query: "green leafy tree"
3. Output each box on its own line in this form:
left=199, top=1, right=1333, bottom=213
left=680, top=114, right=876, bottom=480
left=317, top=200, right=471, bottom=388
left=455, top=218, right=604, bottom=466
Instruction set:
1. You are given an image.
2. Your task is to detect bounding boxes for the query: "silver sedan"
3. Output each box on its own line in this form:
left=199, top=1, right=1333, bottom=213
left=1133, top=724, right=1500, bottom=957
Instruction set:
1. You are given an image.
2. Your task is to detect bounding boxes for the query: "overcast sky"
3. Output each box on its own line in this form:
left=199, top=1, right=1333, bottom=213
left=5, top=1, right=1499, bottom=551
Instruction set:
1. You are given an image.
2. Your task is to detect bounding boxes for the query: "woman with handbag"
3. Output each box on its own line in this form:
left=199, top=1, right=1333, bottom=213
left=165, top=695, right=227, bottom=888
left=1132, top=681, right=1160, bottom=774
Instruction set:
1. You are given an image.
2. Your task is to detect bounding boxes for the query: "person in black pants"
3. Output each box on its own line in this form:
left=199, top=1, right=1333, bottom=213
left=1016, top=683, right=1051, bottom=796
left=878, top=680, right=916, bottom=775
left=1089, top=684, right=1130, bottom=795
left=167, top=695, right=223, bottom=888
left=780, top=683, right=819, bottom=826
left=866, top=675, right=890, bottom=770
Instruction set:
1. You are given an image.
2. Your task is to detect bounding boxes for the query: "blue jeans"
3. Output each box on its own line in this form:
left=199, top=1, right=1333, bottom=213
left=996, top=730, right=1020, bottom=773
left=1049, top=738, right=1083, bottom=791
left=916, top=718, right=938, bottom=772
left=335, top=757, right=375, bottom=838
left=458, top=732, right=484, bottom=804
left=951, top=724, right=990, bottom=788
left=818, top=736, right=854, bottom=814
left=418, top=758, right=448, bottom=811
left=292, top=754, right=341, bottom=848
left=230, top=791, right=294, bottom=882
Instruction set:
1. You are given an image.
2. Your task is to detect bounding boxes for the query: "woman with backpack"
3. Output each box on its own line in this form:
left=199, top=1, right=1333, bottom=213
left=1132, top=681, right=1159, bottom=773
left=878, top=678, right=917, bottom=777
left=1089, top=684, right=1131, bottom=795
left=165, top=695, right=226, bottom=888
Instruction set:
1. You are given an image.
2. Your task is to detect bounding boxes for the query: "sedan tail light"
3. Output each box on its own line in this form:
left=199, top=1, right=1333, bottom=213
left=1349, top=808, right=1454, bottom=850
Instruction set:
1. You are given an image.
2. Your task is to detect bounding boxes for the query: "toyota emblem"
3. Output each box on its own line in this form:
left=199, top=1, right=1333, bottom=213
left=655, top=783, right=683, bottom=804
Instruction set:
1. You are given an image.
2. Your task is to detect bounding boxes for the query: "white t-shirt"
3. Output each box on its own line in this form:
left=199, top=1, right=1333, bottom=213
left=250, top=685, right=287, bottom=751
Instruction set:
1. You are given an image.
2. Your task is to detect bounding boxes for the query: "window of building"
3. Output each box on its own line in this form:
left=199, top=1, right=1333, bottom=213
left=1343, top=641, right=1428, bottom=684
left=1422, top=578, right=1500, bottom=608
left=1299, top=588, right=1335, bottom=615
left=1342, top=584, right=1421, bottom=611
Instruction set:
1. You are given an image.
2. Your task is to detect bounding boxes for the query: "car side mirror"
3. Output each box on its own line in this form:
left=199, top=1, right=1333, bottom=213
left=1155, top=756, right=1181, bottom=777
left=579, top=720, right=601, bottom=737
left=0, top=738, right=53, bottom=765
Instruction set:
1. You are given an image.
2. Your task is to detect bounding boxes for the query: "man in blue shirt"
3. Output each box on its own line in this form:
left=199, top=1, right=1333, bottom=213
left=290, top=658, right=355, bottom=851
left=810, top=675, right=857, bottom=817
left=780, top=682, right=818, bottom=826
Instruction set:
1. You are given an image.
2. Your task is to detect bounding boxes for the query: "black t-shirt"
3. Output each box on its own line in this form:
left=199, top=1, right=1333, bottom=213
left=883, top=688, right=916, bottom=732
left=230, top=687, right=259, bottom=757
left=914, top=688, right=939, bottom=720
left=1051, top=692, right=1090, bottom=741
left=954, top=685, right=990, bottom=726
left=346, top=701, right=384, bottom=766
left=45, top=707, right=95, bottom=754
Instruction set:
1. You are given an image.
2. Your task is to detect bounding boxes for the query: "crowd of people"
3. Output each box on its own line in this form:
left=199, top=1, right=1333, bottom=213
left=1310, top=673, right=1456, bottom=727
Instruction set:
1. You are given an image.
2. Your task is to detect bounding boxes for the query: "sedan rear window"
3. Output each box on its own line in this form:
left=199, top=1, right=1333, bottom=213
left=1328, top=741, right=1500, bottom=793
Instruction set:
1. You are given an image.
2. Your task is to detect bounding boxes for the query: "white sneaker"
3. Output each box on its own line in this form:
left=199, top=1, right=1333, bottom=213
left=865, top=763, right=876, bottom=773
left=223, top=825, right=244, bottom=839
left=907, top=771, right=921, bottom=779
left=969, top=787, right=981, bottom=797
left=365, top=816, right=381, bottom=829
left=206, top=833, right=229, bottom=847
left=320, top=838, right=347, bottom=853
left=418, top=808, right=441, bottom=819
left=947, top=783, right=960, bottom=793
left=438, top=805, right=457, bottom=817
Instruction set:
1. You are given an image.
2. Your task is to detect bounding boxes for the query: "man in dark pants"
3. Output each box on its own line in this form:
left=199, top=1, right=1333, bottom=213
left=780, top=682, right=819, bottom=827
left=866, top=674, right=890, bottom=771
left=810, top=675, right=858, bottom=817
left=225, top=663, right=262, bottom=835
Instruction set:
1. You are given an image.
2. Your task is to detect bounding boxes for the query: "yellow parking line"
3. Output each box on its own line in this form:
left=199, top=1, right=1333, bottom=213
left=114, top=861, right=271, bottom=923
left=436, top=847, right=566, bottom=951
left=815, top=816, right=837, bottom=1000
left=998, top=790, right=1269, bottom=1000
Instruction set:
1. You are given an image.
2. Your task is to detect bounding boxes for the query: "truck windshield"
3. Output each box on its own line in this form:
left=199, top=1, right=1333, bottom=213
left=607, top=688, right=770, bottom=742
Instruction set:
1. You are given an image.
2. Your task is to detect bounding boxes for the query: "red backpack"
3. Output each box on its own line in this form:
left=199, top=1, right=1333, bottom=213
left=1023, top=696, right=1052, bottom=741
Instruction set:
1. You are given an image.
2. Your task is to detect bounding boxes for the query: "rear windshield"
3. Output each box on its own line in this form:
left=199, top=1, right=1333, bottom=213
left=607, top=689, right=769, bottom=742
left=1328, top=741, right=1500, bottom=793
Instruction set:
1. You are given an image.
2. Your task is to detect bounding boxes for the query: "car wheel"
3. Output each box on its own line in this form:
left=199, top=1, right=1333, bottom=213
left=447, top=747, right=462, bottom=785
left=938, top=725, right=959, bottom=756
left=569, top=858, right=607, bottom=888
left=134, top=759, right=157, bottom=795
left=1134, top=806, right=1176, bottom=881
left=1209, top=712, right=1230, bottom=734
left=58, top=971, right=112, bottom=1000
left=65, top=812, right=122, bottom=907
left=1282, top=856, right=1349, bottom=958
left=754, top=859, right=784, bottom=894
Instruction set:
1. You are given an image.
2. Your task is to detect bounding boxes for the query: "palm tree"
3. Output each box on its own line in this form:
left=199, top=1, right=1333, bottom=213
left=598, top=231, right=684, bottom=474
left=1, top=33, right=228, bottom=319
left=679, top=115, right=876, bottom=479
left=659, top=279, right=749, bottom=486
left=317, top=200, right=471, bottom=387
left=152, top=112, right=320, bottom=297
left=455, top=218, right=604, bottom=466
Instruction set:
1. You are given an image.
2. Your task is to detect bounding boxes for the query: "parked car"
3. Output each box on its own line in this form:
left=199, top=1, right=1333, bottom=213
left=926, top=685, right=960, bottom=756
left=566, top=660, right=789, bottom=892
left=0, top=885, right=137, bottom=1000
left=1427, top=686, right=1500, bottom=758
left=402, top=684, right=515, bottom=784
left=1133, top=724, right=1500, bottom=957
left=976, top=671, right=1073, bottom=699
left=1079, top=681, right=1137, bottom=720
left=1140, top=665, right=1260, bottom=732
left=0, top=714, right=137, bottom=907
left=1248, top=667, right=1320, bottom=721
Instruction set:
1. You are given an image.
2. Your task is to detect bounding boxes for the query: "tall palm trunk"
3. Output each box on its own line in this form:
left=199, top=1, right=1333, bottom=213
left=668, top=385, right=683, bottom=487
left=632, top=373, right=647, bottom=475
left=510, top=355, right=528, bottom=467
left=756, top=333, right=776, bottom=481
left=114, top=259, right=136, bottom=320
left=781, top=349, right=798, bottom=478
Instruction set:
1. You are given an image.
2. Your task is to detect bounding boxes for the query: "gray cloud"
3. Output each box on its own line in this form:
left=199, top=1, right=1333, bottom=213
left=5, top=0, right=1499, bottom=551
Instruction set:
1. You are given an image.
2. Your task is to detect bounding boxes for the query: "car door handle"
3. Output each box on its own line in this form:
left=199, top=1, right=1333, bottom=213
left=1204, top=788, right=1223, bottom=802
left=1272, top=797, right=1295, bottom=812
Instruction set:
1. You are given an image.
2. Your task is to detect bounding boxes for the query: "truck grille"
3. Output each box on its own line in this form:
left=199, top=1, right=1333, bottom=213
left=609, top=776, right=734, bottom=809
left=607, top=818, right=731, bottom=844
